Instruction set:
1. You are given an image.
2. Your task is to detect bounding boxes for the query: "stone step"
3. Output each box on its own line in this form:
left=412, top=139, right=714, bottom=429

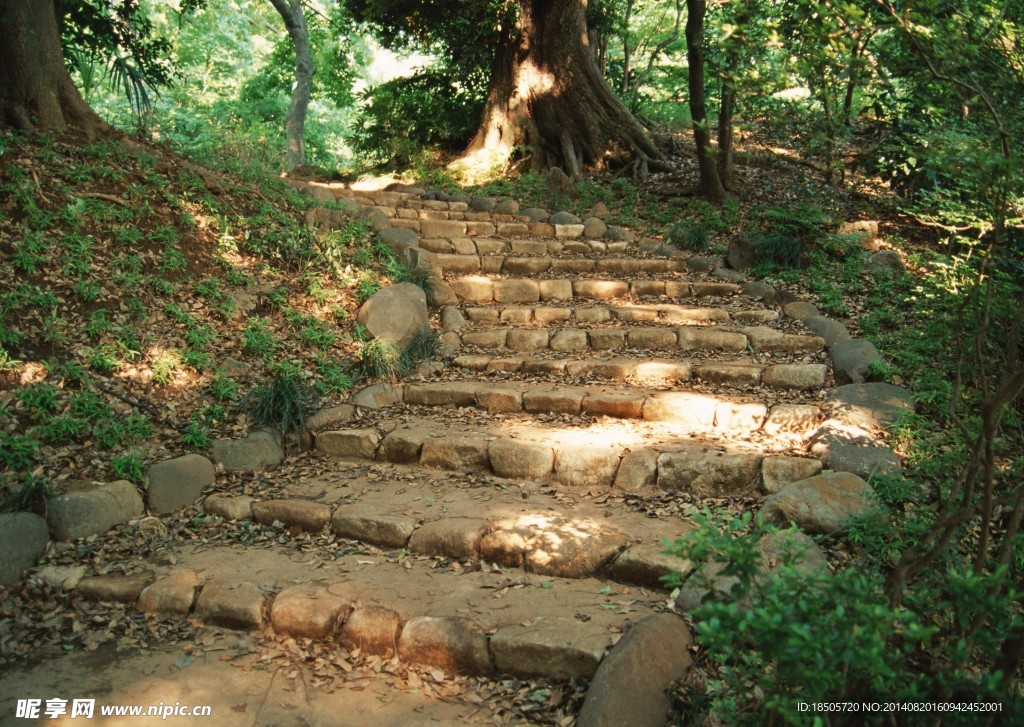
left=378, top=380, right=825, bottom=429
left=453, top=324, right=826, bottom=356
left=449, top=354, right=828, bottom=390
left=314, top=414, right=823, bottom=495
left=433, top=253, right=685, bottom=276
left=443, top=276, right=761, bottom=304
left=451, top=302, right=779, bottom=326
left=74, top=542, right=670, bottom=680
left=420, top=236, right=636, bottom=257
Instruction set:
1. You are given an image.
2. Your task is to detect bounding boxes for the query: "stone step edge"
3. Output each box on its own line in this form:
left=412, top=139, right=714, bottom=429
left=452, top=325, right=826, bottom=358
left=447, top=354, right=822, bottom=390
left=73, top=568, right=634, bottom=681
left=353, top=381, right=826, bottom=429
left=439, top=276, right=760, bottom=302
left=315, top=427, right=824, bottom=496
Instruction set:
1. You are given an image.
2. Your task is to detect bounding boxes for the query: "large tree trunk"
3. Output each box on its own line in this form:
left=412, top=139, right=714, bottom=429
left=0, top=0, right=110, bottom=137
left=685, top=0, right=727, bottom=202
left=716, top=0, right=749, bottom=192
left=269, top=0, right=314, bottom=171
left=459, top=0, right=665, bottom=178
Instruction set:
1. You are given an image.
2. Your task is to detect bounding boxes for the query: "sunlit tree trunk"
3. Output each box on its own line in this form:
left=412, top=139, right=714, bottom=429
left=0, top=0, right=110, bottom=136
left=460, top=0, right=666, bottom=178
left=269, top=0, right=314, bottom=171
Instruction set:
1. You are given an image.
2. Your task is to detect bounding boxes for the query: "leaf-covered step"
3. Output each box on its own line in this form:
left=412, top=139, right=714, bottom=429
left=443, top=276, right=750, bottom=303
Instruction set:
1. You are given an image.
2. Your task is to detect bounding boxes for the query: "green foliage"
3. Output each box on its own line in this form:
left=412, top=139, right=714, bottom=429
left=751, top=232, right=805, bottom=268
left=151, top=349, right=181, bottom=386
left=0, top=433, right=40, bottom=471
left=314, top=358, right=353, bottom=394
left=181, top=421, right=210, bottom=451
left=109, top=452, right=144, bottom=484
left=3, top=474, right=53, bottom=514
left=35, top=416, right=89, bottom=445
left=249, top=364, right=318, bottom=437
left=666, top=221, right=709, bottom=252
left=17, top=384, right=60, bottom=416
left=241, top=318, right=278, bottom=358
left=353, top=338, right=405, bottom=381
left=93, top=411, right=152, bottom=449
left=354, top=278, right=381, bottom=303
left=209, top=372, right=239, bottom=402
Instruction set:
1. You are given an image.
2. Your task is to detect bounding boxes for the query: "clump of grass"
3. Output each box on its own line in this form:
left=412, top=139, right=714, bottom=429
left=752, top=232, right=805, bottom=268
left=354, top=338, right=405, bottom=381
left=249, top=365, right=318, bottom=438
left=667, top=221, right=710, bottom=252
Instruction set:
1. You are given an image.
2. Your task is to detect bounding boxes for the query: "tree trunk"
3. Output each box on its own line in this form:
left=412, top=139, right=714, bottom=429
left=685, top=0, right=727, bottom=201
left=716, top=0, right=748, bottom=192
left=459, top=0, right=665, bottom=178
left=0, top=0, right=110, bottom=137
left=269, top=0, right=314, bottom=171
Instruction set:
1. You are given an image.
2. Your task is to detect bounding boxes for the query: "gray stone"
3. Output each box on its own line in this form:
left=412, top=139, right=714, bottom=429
left=613, top=450, right=659, bottom=492
left=47, top=480, right=144, bottom=541
left=830, top=338, right=883, bottom=384
left=494, top=199, right=519, bottom=214
left=763, top=364, right=828, bottom=390
left=577, top=614, right=693, bottom=727
left=583, top=217, right=608, bottom=238
left=440, top=306, right=467, bottom=332
left=761, top=471, right=883, bottom=534
left=656, top=450, right=762, bottom=497
left=526, top=527, right=627, bottom=578
left=741, top=281, right=778, bottom=304
left=813, top=436, right=903, bottom=479
left=380, top=428, right=428, bottom=463
left=492, top=618, right=611, bottom=680
left=521, top=207, right=549, bottom=222
left=211, top=428, right=284, bottom=472
left=218, top=357, right=250, bottom=377
left=783, top=301, right=820, bottom=321
left=0, top=512, right=49, bottom=585
left=356, top=282, right=429, bottom=347
left=762, top=457, right=824, bottom=494
left=331, top=507, right=418, bottom=548
left=146, top=454, right=215, bottom=515
left=301, top=404, right=357, bottom=449
left=376, top=227, right=419, bottom=263
left=825, top=383, right=914, bottom=430
left=728, top=235, right=759, bottom=269
left=194, top=579, right=266, bottom=629
left=33, top=564, right=88, bottom=590
left=351, top=383, right=404, bottom=409
left=590, top=201, right=609, bottom=219
left=804, top=315, right=851, bottom=347
left=604, top=225, right=633, bottom=242
left=470, top=196, right=498, bottom=212
left=607, top=543, right=691, bottom=589
left=427, top=278, right=459, bottom=307
left=398, top=617, right=492, bottom=675
left=420, top=436, right=490, bottom=472
left=549, top=211, right=582, bottom=225
left=867, top=250, right=905, bottom=274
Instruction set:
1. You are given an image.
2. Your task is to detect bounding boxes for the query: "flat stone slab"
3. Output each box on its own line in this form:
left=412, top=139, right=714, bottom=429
left=607, top=544, right=692, bottom=589
left=331, top=506, right=418, bottom=548
left=577, top=613, right=693, bottom=727
left=252, top=499, right=331, bottom=531
left=194, top=578, right=267, bottom=629
left=408, top=518, right=487, bottom=559
left=0, top=512, right=49, bottom=585
left=47, top=479, right=144, bottom=540
left=491, top=618, right=612, bottom=680
left=657, top=450, right=762, bottom=497
left=78, top=573, right=154, bottom=602
left=204, top=494, right=254, bottom=521
left=339, top=605, right=402, bottom=657
left=137, top=570, right=206, bottom=617
left=825, top=382, right=914, bottom=429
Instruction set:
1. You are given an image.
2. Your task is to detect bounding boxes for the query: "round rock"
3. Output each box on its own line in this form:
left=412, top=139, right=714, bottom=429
left=0, top=512, right=50, bottom=585
left=356, top=282, right=429, bottom=347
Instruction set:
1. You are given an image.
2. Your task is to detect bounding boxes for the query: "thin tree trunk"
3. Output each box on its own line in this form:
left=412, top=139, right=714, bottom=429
left=0, top=0, right=110, bottom=136
left=460, top=0, right=665, bottom=178
left=269, top=0, right=314, bottom=171
left=685, top=0, right=727, bottom=201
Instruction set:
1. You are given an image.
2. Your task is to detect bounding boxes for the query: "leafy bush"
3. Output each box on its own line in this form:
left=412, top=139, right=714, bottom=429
left=751, top=231, right=805, bottom=268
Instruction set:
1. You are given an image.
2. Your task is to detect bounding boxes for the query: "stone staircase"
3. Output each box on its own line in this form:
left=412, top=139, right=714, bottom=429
left=49, top=181, right=907, bottom=723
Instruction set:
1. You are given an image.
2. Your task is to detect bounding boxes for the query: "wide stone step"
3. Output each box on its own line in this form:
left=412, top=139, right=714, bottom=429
left=453, top=302, right=779, bottom=326
left=444, top=276, right=747, bottom=303
left=379, top=381, right=826, bottom=429
left=454, top=324, right=826, bottom=356
left=74, top=543, right=667, bottom=680
left=449, top=353, right=828, bottom=390
left=431, top=253, right=684, bottom=276
left=314, top=414, right=823, bottom=495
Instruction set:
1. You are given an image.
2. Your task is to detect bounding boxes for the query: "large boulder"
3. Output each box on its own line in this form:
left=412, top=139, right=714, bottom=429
left=356, top=282, right=429, bottom=347
left=577, top=614, right=693, bottom=727
left=830, top=339, right=882, bottom=384
left=0, top=512, right=50, bottom=585
left=146, top=454, right=215, bottom=514
left=824, top=383, right=914, bottom=430
left=761, top=471, right=883, bottom=534
left=47, top=480, right=144, bottom=540
left=211, top=428, right=284, bottom=472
